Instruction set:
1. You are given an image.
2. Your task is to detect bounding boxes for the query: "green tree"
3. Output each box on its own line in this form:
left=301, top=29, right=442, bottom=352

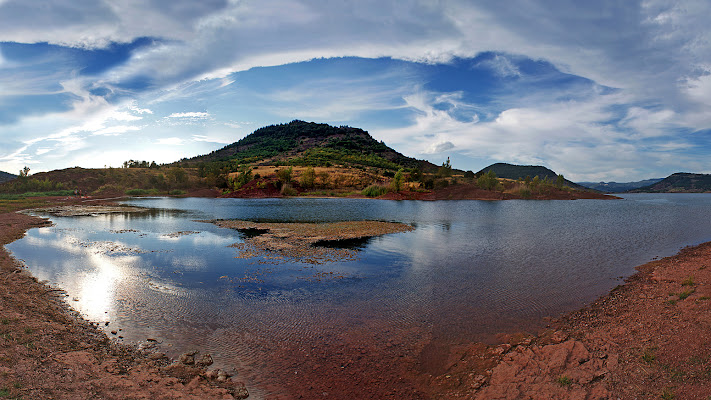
left=390, top=169, right=404, bottom=192
left=556, top=174, right=565, bottom=189
left=276, top=166, right=293, bottom=183
left=477, top=170, right=498, bottom=190
left=299, top=166, right=315, bottom=188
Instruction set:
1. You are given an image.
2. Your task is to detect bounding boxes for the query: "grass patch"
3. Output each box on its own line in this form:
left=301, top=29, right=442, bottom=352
left=23, top=328, right=32, bottom=335
left=555, top=375, right=572, bottom=386
left=0, top=190, right=74, bottom=200
left=682, top=276, right=695, bottom=286
left=642, top=348, right=657, bottom=364
left=678, top=289, right=695, bottom=300
left=169, top=189, right=186, bottom=195
left=698, top=296, right=710, bottom=301
left=0, top=319, right=8, bottom=325
left=661, top=387, right=675, bottom=399
left=361, top=184, right=389, bottom=197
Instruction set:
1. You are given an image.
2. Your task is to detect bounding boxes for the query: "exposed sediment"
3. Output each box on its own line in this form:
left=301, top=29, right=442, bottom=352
left=205, top=219, right=414, bottom=264
left=0, top=211, right=249, bottom=399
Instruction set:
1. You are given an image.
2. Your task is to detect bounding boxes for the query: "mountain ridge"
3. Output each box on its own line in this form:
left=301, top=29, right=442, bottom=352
left=631, top=172, right=711, bottom=193
left=0, top=170, right=17, bottom=184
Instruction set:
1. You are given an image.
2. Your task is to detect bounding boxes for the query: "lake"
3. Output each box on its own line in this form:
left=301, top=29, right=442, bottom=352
left=8, top=193, right=711, bottom=398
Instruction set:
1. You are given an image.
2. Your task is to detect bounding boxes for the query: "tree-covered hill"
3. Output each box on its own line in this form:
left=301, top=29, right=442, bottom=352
left=0, top=170, right=16, bottom=184
left=577, top=178, right=663, bottom=193
left=631, top=173, right=711, bottom=193
left=476, top=163, right=589, bottom=190
left=182, top=120, right=438, bottom=172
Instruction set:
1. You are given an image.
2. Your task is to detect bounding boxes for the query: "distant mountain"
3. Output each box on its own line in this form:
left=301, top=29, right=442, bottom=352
left=476, top=163, right=589, bottom=191
left=577, top=178, right=663, bottom=193
left=183, top=120, right=439, bottom=172
left=631, top=173, right=711, bottom=193
left=0, top=170, right=17, bottom=183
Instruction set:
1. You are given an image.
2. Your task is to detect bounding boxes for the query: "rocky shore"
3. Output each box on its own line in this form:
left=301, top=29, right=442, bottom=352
left=0, top=210, right=250, bottom=400
left=2, top=198, right=711, bottom=399
left=425, top=242, right=711, bottom=399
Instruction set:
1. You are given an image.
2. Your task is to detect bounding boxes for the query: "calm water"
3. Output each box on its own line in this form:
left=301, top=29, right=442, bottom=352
left=8, top=194, right=711, bottom=398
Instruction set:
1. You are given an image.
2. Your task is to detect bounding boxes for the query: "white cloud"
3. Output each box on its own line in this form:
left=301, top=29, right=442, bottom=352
left=166, top=112, right=209, bottom=119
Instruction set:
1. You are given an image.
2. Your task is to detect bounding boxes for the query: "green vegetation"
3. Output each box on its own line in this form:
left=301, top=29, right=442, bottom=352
left=0, top=177, right=66, bottom=194
left=390, top=169, right=404, bottom=192
left=634, top=172, right=711, bottom=193
left=642, top=348, right=657, bottom=364
left=477, top=170, right=498, bottom=190
left=299, top=166, right=316, bottom=188
left=555, top=375, right=572, bottom=386
left=362, top=184, right=389, bottom=197
left=682, top=276, right=695, bottom=286
left=678, top=289, right=695, bottom=300
left=661, top=387, right=675, bottom=399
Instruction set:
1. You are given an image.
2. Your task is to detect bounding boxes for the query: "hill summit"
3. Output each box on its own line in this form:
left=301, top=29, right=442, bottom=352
left=632, top=172, right=711, bottom=193
left=0, top=170, right=17, bottom=184
left=185, top=120, right=437, bottom=172
left=476, top=163, right=587, bottom=190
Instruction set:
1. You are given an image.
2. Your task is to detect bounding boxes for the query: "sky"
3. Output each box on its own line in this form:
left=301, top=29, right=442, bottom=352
left=1, top=1, right=711, bottom=182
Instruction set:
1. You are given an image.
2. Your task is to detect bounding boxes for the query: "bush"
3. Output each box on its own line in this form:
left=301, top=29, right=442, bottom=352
left=300, top=166, right=315, bottom=188
left=280, top=183, right=298, bottom=196
left=125, top=188, right=150, bottom=196
left=477, top=170, right=498, bottom=191
left=390, top=169, right=404, bottom=192
left=362, top=184, right=388, bottom=197
left=170, top=189, right=186, bottom=195
left=276, top=166, right=293, bottom=183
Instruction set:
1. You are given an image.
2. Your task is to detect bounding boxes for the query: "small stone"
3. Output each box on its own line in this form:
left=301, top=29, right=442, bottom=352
left=110, top=330, right=117, bottom=335
left=196, top=353, right=213, bottom=367
left=233, top=382, right=250, bottom=399
left=148, top=352, right=166, bottom=361
left=179, top=353, right=195, bottom=365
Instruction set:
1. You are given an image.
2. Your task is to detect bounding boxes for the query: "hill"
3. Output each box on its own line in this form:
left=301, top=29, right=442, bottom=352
left=0, top=171, right=16, bottom=184
left=476, top=163, right=589, bottom=191
left=183, top=120, right=438, bottom=172
left=577, top=178, right=663, bottom=193
left=631, top=173, right=711, bottom=193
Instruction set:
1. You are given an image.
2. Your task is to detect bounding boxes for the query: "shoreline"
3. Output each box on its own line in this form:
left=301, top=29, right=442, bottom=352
left=0, top=207, right=249, bottom=399
left=2, top=196, right=708, bottom=399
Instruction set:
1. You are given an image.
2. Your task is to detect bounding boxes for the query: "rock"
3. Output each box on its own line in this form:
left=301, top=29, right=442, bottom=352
left=196, top=353, right=214, bottom=367
left=110, top=330, right=117, bottom=335
left=204, top=369, right=219, bottom=380
left=148, top=352, right=166, bottom=361
left=179, top=353, right=195, bottom=365
left=233, top=381, right=250, bottom=399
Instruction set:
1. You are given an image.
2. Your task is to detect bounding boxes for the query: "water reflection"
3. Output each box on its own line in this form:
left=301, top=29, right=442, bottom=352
left=8, top=194, right=711, bottom=398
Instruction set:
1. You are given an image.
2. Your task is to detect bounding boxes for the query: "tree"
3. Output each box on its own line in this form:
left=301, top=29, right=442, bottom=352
left=299, top=166, right=315, bottom=188
left=19, top=166, right=30, bottom=177
left=556, top=174, right=565, bottom=189
left=390, top=169, right=404, bottom=192
left=477, top=170, right=498, bottom=191
left=276, top=166, right=293, bottom=183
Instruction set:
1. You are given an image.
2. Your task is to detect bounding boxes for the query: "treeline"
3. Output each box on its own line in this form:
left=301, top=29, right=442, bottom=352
left=0, top=177, right=66, bottom=194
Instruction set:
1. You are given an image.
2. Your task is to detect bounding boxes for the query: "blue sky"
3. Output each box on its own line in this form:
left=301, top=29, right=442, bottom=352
left=2, top=1, right=711, bottom=182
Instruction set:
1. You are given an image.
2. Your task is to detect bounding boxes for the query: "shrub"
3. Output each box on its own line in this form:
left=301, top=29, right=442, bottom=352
left=276, top=166, right=293, bottom=183
left=280, top=183, right=297, bottom=196
left=125, top=188, right=150, bottom=196
left=390, top=169, right=404, bottom=192
left=300, top=166, right=316, bottom=188
left=362, top=184, right=388, bottom=197
left=170, top=189, right=186, bottom=195
left=477, top=170, right=498, bottom=190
